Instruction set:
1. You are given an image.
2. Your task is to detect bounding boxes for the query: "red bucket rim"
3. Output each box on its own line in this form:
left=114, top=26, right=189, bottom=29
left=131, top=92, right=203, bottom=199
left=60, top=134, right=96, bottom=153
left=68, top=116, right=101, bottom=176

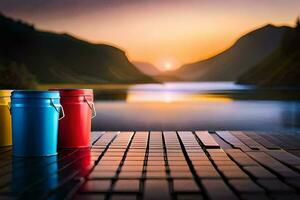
left=49, top=89, right=93, bottom=97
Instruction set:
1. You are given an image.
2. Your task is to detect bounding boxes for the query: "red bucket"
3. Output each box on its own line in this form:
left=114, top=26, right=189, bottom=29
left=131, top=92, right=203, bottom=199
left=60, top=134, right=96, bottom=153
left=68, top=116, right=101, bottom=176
left=50, top=89, right=96, bottom=148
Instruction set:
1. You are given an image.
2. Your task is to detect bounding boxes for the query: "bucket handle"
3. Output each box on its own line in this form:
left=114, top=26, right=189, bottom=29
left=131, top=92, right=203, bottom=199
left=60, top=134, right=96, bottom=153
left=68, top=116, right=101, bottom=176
left=50, top=99, right=65, bottom=120
left=84, top=96, right=96, bottom=118
left=7, top=102, right=11, bottom=114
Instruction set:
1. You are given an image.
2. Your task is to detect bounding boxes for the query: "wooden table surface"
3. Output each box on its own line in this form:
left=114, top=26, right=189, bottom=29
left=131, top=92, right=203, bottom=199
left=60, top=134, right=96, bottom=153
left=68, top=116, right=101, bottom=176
left=1, top=131, right=300, bottom=200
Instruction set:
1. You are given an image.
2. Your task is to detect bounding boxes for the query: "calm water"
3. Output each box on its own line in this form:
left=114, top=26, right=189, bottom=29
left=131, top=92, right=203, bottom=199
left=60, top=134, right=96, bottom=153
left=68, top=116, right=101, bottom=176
left=92, top=82, right=300, bottom=131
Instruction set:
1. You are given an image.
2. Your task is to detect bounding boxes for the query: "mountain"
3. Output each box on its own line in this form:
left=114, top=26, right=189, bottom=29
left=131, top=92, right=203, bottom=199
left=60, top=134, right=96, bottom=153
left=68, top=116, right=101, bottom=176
left=0, top=14, right=154, bottom=84
left=169, top=24, right=291, bottom=81
left=132, top=61, right=161, bottom=76
left=237, top=23, right=300, bottom=87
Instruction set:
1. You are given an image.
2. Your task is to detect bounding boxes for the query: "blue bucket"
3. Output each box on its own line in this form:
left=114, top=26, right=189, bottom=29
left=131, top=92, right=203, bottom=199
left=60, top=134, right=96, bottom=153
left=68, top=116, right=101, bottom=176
left=11, top=91, right=64, bottom=157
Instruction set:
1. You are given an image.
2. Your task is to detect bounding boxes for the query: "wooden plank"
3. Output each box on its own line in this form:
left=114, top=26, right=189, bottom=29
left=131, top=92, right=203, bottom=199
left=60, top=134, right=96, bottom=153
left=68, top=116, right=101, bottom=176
left=211, top=134, right=233, bottom=149
left=243, top=166, right=276, bottom=179
left=256, top=179, right=295, bottom=192
left=144, top=180, right=171, bottom=200
left=93, top=132, right=118, bottom=148
left=246, top=151, right=300, bottom=178
left=225, top=149, right=258, bottom=166
left=195, top=131, right=220, bottom=149
left=275, top=133, right=300, bottom=149
left=286, top=149, right=300, bottom=158
left=243, top=131, right=280, bottom=150
left=231, top=131, right=267, bottom=150
left=90, top=131, right=105, bottom=145
left=259, top=132, right=296, bottom=150
left=216, top=131, right=251, bottom=151
left=228, top=179, right=265, bottom=193
left=202, top=179, right=238, bottom=200
left=265, top=150, right=300, bottom=166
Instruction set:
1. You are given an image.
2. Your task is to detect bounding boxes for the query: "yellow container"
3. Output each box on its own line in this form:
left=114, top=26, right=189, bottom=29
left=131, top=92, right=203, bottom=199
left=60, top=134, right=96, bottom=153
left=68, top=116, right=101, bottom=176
left=0, top=90, right=13, bottom=146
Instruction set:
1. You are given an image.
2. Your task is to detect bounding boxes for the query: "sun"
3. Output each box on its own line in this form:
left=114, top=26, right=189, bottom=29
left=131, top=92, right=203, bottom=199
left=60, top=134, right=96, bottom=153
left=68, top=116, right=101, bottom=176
left=156, top=58, right=180, bottom=71
left=163, top=62, right=173, bottom=71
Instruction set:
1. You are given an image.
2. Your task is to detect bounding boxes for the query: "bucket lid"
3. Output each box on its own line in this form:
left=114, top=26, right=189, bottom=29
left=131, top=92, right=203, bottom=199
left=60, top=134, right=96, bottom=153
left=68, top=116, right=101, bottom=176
left=49, top=89, right=93, bottom=97
left=12, top=90, right=60, bottom=99
left=0, top=90, right=13, bottom=97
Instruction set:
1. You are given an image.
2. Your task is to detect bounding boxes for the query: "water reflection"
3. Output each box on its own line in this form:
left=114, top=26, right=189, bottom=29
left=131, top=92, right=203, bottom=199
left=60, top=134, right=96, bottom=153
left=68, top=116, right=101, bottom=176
left=12, top=156, right=58, bottom=195
left=91, top=82, right=300, bottom=131
left=280, top=103, right=300, bottom=129
left=9, top=150, right=93, bottom=198
left=127, top=92, right=232, bottom=103
left=69, top=149, right=92, bottom=177
left=93, top=101, right=300, bottom=131
left=128, top=82, right=251, bottom=92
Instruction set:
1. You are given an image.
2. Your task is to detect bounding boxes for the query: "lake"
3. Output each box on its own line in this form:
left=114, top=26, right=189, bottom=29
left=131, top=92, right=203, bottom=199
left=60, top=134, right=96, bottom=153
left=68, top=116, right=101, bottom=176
left=92, top=82, right=300, bottom=131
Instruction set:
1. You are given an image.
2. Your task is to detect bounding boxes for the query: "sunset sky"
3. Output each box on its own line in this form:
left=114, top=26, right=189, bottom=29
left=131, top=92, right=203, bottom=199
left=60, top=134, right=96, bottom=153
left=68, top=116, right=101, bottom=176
left=0, top=0, right=299, bottom=70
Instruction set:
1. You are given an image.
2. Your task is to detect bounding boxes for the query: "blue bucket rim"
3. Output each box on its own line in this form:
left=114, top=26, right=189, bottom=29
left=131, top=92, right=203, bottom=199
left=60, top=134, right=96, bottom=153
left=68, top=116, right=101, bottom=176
left=12, top=90, right=60, bottom=99
left=13, top=90, right=58, bottom=92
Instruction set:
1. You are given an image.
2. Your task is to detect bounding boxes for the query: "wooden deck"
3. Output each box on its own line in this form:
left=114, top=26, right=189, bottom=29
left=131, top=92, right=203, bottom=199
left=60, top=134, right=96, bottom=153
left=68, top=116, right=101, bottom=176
left=1, top=131, right=300, bottom=200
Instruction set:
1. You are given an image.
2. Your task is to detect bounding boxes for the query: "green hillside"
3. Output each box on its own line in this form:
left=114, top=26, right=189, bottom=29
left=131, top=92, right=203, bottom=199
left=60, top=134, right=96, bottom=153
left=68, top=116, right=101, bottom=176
left=0, top=14, right=154, bottom=86
left=237, top=20, right=300, bottom=87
